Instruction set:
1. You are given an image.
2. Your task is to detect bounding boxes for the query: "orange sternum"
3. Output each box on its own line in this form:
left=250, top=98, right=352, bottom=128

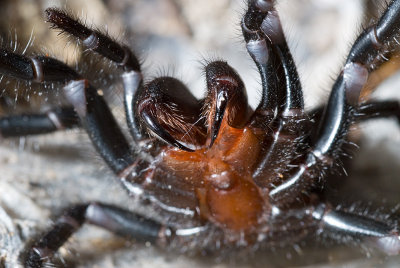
left=163, top=121, right=265, bottom=231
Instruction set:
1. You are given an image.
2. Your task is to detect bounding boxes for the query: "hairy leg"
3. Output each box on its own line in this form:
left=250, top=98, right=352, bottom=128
left=269, top=0, right=400, bottom=204
left=24, top=202, right=173, bottom=268
left=46, top=8, right=146, bottom=142
left=241, top=1, right=307, bottom=186
left=313, top=204, right=400, bottom=255
left=0, top=107, right=78, bottom=138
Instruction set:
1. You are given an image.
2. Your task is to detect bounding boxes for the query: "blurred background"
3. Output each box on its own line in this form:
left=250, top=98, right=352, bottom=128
left=1, top=0, right=400, bottom=267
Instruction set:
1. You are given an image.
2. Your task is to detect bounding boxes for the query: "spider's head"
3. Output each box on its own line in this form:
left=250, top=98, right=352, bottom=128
left=135, top=61, right=252, bottom=152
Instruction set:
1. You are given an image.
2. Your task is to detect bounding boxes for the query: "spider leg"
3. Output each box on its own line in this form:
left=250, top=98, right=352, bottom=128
left=45, top=8, right=146, bottom=141
left=0, top=49, right=80, bottom=82
left=273, top=203, right=400, bottom=254
left=63, top=79, right=137, bottom=173
left=308, top=100, right=400, bottom=141
left=314, top=0, right=400, bottom=157
left=0, top=106, right=79, bottom=138
left=311, top=100, right=400, bottom=121
left=355, top=100, right=400, bottom=122
left=241, top=1, right=307, bottom=186
left=312, top=204, right=400, bottom=255
left=24, top=202, right=177, bottom=268
left=242, top=0, right=304, bottom=127
left=0, top=49, right=135, bottom=174
left=0, top=49, right=80, bottom=137
left=269, top=0, right=400, bottom=205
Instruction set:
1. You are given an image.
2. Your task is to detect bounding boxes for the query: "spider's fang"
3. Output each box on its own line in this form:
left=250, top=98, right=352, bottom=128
left=141, top=110, right=194, bottom=152
left=209, top=90, right=228, bottom=148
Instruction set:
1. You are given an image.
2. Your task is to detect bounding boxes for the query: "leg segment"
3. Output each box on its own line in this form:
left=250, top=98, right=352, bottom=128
left=355, top=100, right=400, bottom=122
left=0, top=49, right=136, bottom=174
left=63, top=80, right=135, bottom=173
left=242, top=1, right=307, bottom=186
left=274, top=203, right=400, bottom=255
left=0, top=49, right=80, bottom=82
left=242, top=0, right=304, bottom=127
left=45, top=8, right=140, bottom=72
left=312, top=204, right=400, bottom=255
left=309, top=100, right=400, bottom=142
left=24, top=202, right=172, bottom=268
left=269, top=0, right=400, bottom=205
left=309, top=100, right=400, bottom=136
left=0, top=107, right=79, bottom=138
left=46, top=8, right=146, bottom=142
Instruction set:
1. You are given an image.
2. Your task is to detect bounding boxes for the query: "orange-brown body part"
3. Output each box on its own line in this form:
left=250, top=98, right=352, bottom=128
left=163, top=120, right=269, bottom=231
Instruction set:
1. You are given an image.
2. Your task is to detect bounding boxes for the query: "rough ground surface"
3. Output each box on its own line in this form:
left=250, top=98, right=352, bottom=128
left=1, top=0, right=400, bottom=267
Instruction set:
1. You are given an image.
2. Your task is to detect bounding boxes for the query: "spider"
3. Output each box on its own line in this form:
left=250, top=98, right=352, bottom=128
left=1, top=0, right=400, bottom=267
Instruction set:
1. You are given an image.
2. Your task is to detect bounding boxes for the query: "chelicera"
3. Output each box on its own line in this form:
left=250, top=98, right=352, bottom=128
left=1, top=0, right=400, bottom=267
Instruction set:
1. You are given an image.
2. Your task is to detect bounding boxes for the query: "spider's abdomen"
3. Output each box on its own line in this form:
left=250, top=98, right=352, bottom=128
left=163, top=121, right=269, bottom=231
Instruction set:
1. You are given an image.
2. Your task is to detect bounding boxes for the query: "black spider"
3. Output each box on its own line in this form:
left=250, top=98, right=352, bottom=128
left=1, top=0, right=400, bottom=267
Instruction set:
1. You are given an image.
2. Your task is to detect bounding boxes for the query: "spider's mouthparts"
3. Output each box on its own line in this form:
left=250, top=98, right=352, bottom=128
left=141, top=110, right=194, bottom=152
left=209, top=91, right=228, bottom=148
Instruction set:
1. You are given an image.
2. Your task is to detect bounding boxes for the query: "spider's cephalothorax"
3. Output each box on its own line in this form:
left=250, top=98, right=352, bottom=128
left=1, top=0, right=400, bottom=267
